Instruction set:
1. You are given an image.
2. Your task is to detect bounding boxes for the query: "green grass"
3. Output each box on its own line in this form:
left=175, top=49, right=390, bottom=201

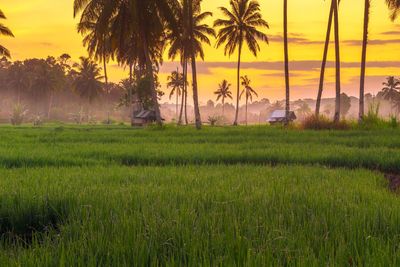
left=0, top=125, right=400, bottom=266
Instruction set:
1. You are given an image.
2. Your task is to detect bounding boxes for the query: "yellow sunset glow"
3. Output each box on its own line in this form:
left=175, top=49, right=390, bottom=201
left=1, top=0, right=400, bottom=103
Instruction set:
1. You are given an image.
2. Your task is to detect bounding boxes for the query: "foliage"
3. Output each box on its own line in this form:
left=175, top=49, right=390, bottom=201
left=207, top=115, right=224, bottom=126
left=0, top=9, right=14, bottom=58
left=301, top=115, right=351, bottom=130
left=10, top=104, right=27, bottom=125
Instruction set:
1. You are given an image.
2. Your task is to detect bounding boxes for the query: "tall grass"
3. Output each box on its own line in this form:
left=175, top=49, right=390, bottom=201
left=0, top=166, right=399, bottom=266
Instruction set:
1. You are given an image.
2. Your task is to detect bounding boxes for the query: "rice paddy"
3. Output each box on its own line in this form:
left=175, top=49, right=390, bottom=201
left=1, top=125, right=400, bottom=266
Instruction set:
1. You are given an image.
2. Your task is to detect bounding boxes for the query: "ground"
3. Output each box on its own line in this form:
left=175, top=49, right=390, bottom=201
left=0, top=125, right=399, bottom=266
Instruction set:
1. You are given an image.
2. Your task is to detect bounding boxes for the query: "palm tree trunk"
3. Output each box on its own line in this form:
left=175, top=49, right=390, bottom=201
left=176, top=86, right=179, bottom=121
left=316, top=2, right=334, bottom=116
left=234, top=40, right=243, bottom=126
left=189, top=0, right=201, bottom=129
left=333, top=0, right=341, bottom=123
left=246, top=95, right=248, bottom=126
left=103, top=51, right=110, bottom=124
left=284, top=0, right=290, bottom=126
left=222, top=97, right=225, bottom=117
left=129, top=63, right=134, bottom=126
left=178, top=60, right=186, bottom=125
left=359, top=0, right=370, bottom=123
left=191, top=55, right=202, bottom=129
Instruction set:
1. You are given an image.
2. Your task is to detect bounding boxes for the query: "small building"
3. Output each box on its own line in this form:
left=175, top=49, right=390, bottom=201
left=267, top=110, right=297, bottom=124
left=132, top=110, right=163, bottom=126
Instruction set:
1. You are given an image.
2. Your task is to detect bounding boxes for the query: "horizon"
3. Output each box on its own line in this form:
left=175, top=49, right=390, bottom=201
left=1, top=0, right=400, bottom=104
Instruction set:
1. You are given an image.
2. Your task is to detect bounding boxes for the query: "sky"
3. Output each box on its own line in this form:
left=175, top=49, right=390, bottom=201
left=1, top=0, right=400, bottom=104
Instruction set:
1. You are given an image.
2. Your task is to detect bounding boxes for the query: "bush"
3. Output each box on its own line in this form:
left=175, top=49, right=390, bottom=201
left=301, top=115, right=351, bottom=130
left=33, top=115, right=44, bottom=126
left=208, top=115, right=224, bottom=126
left=10, top=104, right=28, bottom=126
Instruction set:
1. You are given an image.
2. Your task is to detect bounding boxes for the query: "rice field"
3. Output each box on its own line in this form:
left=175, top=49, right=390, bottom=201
left=1, top=125, right=400, bottom=266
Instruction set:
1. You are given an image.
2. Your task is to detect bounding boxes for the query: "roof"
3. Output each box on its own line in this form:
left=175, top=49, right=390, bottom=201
left=268, top=110, right=296, bottom=122
left=135, top=110, right=156, bottom=119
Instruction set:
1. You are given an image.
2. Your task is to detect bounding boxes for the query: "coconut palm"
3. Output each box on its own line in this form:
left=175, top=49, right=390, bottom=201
left=358, top=0, right=370, bottom=123
left=74, top=0, right=179, bottom=126
left=72, top=57, right=104, bottom=119
left=167, top=0, right=215, bottom=128
left=187, top=0, right=215, bottom=129
left=214, top=79, right=233, bottom=116
left=332, top=0, right=341, bottom=123
left=315, top=2, right=333, bottom=116
left=386, top=0, right=400, bottom=20
left=240, top=75, right=258, bottom=125
left=214, top=0, right=269, bottom=126
left=167, top=69, right=185, bottom=121
left=0, top=10, right=14, bottom=58
left=382, top=76, right=400, bottom=100
left=283, top=0, right=290, bottom=125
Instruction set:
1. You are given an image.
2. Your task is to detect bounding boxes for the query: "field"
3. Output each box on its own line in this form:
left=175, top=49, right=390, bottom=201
left=1, top=125, right=400, bottom=266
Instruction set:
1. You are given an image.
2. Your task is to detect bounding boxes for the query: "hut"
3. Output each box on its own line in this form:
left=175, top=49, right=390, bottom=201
left=132, top=110, right=163, bottom=126
left=267, top=110, right=297, bottom=124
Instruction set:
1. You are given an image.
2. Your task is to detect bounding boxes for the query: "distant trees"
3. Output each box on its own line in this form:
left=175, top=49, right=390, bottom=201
left=72, top=57, right=104, bottom=116
left=214, top=79, right=232, bottom=117
left=214, top=0, right=269, bottom=125
left=0, top=10, right=14, bottom=58
left=167, top=69, right=185, bottom=121
left=240, top=76, right=258, bottom=125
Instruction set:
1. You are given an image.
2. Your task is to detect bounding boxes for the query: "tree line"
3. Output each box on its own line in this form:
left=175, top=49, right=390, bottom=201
left=1, top=0, right=400, bottom=127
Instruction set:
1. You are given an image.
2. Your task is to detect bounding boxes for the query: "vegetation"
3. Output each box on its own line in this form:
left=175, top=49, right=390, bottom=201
left=0, top=9, right=13, bottom=58
left=0, top=126, right=399, bottom=265
left=214, top=0, right=268, bottom=126
left=214, top=79, right=232, bottom=117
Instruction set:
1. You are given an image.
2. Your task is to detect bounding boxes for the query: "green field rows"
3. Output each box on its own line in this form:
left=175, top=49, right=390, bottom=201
left=0, top=126, right=400, bottom=266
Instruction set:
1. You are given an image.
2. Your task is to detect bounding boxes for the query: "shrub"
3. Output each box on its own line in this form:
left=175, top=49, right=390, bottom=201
left=302, top=115, right=351, bottom=130
left=33, top=115, right=44, bottom=126
left=10, top=104, right=28, bottom=126
left=208, top=115, right=224, bottom=126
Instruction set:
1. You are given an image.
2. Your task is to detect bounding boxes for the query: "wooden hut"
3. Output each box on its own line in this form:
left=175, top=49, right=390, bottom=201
left=267, top=110, right=297, bottom=124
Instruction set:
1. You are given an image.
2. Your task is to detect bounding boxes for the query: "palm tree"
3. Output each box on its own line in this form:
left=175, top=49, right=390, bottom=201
left=167, top=69, right=185, bottom=121
left=187, top=0, right=215, bottom=129
left=283, top=0, right=290, bottom=125
left=240, top=75, right=258, bottom=125
left=315, top=1, right=334, bottom=116
left=214, top=79, right=233, bottom=117
left=74, top=0, right=179, bottom=126
left=0, top=10, right=14, bottom=58
left=72, top=57, right=104, bottom=119
left=167, top=0, right=214, bottom=128
left=359, top=0, right=371, bottom=123
left=386, top=0, right=400, bottom=20
left=381, top=76, right=400, bottom=100
left=332, top=0, right=341, bottom=123
left=214, top=0, right=269, bottom=126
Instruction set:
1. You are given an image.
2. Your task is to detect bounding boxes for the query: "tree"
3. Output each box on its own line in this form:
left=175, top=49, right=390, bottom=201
left=0, top=10, right=14, bottom=58
left=316, top=1, right=333, bottom=116
left=167, top=69, right=185, bottom=121
left=332, top=0, right=341, bottom=123
left=381, top=76, right=400, bottom=102
left=386, top=0, right=400, bottom=21
left=340, top=93, right=351, bottom=118
left=74, top=0, right=180, bottom=126
left=186, top=0, right=215, bottom=129
left=359, top=0, right=370, bottom=123
left=214, top=0, right=269, bottom=125
left=240, top=75, right=258, bottom=125
left=297, top=102, right=312, bottom=119
left=72, top=57, right=104, bottom=118
left=283, top=0, right=290, bottom=125
left=214, top=79, right=233, bottom=117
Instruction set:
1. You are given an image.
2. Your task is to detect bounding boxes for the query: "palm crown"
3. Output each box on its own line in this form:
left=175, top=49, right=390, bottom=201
left=386, top=0, right=400, bottom=21
left=214, top=80, right=233, bottom=101
left=0, top=10, right=14, bottom=58
left=214, top=0, right=269, bottom=56
left=240, top=75, right=258, bottom=102
left=382, top=76, right=400, bottom=100
left=167, top=70, right=185, bottom=99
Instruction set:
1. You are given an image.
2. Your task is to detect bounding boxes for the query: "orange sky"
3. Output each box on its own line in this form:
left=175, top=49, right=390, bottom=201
left=1, top=0, right=400, bottom=104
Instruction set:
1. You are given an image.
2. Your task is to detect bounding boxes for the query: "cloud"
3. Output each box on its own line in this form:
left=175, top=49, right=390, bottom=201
left=268, top=34, right=325, bottom=45
left=380, top=30, right=400, bottom=36
left=343, top=39, right=400, bottom=46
